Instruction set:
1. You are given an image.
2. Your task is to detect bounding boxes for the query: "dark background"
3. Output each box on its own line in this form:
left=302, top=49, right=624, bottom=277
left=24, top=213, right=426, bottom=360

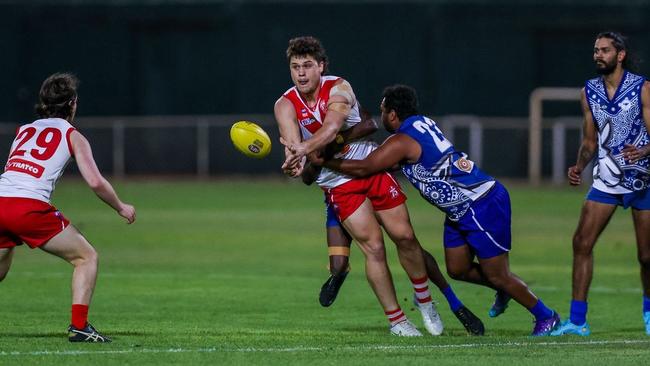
left=0, top=0, right=648, bottom=177
left=2, top=0, right=649, bottom=120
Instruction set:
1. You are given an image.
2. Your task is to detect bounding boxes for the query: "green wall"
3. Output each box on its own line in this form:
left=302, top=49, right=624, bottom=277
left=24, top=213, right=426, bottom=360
left=1, top=1, right=648, bottom=121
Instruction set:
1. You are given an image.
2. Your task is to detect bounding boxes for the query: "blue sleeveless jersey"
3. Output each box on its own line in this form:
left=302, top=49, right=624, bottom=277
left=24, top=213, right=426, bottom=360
left=585, top=71, right=649, bottom=192
left=398, top=115, right=495, bottom=221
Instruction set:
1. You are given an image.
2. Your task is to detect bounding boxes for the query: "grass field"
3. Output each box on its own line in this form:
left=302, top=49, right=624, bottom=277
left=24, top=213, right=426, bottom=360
left=0, top=178, right=649, bottom=365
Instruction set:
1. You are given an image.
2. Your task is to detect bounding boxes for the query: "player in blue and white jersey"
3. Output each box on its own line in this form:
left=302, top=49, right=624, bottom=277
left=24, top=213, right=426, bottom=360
left=307, top=107, right=485, bottom=335
left=315, top=84, right=560, bottom=336
left=551, top=31, right=650, bottom=336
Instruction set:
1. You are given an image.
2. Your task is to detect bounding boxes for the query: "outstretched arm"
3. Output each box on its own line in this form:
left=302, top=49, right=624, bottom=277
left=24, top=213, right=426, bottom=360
left=324, top=134, right=420, bottom=177
left=274, top=97, right=305, bottom=177
left=70, top=130, right=135, bottom=223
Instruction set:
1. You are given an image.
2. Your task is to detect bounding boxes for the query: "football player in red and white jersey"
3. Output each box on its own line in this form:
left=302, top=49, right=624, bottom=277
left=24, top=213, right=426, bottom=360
left=0, top=73, right=135, bottom=342
left=275, top=37, right=482, bottom=336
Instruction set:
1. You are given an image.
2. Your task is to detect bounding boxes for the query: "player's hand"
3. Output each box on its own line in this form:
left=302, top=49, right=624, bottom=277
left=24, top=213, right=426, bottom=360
left=280, top=138, right=308, bottom=173
left=118, top=203, right=136, bottom=224
left=290, top=157, right=306, bottom=177
left=281, top=155, right=305, bottom=177
left=622, top=144, right=648, bottom=163
left=278, top=137, right=303, bottom=177
left=285, top=142, right=308, bottom=165
left=567, top=165, right=582, bottom=186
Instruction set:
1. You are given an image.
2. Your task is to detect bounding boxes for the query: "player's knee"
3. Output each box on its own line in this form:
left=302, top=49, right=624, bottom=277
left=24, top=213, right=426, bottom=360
left=638, top=252, right=650, bottom=269
left=485, top=272, right=509, bottom=289
left=74, top=246, right=98, bottom=268
left=572, top=234, right=594, bottom=256
left=446, top=265, right=467, bottom=280
left=361, top=242, right=386, bottom=262
left=87, top=248, right=99, bottom=267
left=393, top=231, right=419, bottom=249
left=398, top=229, right=417, bottom=243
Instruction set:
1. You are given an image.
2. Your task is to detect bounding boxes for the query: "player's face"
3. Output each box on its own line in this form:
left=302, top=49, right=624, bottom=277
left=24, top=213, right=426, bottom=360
left=289, top=55, right=324, bottom=96
left=593, top=37, right=624, bottom=75
left=380, top=99, right=398, bottom=133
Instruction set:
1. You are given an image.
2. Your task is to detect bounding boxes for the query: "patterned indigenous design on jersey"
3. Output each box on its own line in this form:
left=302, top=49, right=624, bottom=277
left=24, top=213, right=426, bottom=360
left=282, top=75, right=376, bottom=188
left=586, top=71, right=649, bottom=193
left=398, top=115, right=495, bottom=221
left=0, top=118, right=75, bottom=202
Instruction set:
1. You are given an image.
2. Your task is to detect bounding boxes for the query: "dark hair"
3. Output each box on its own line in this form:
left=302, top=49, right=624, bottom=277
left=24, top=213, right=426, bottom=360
left=382, top=84, right=419, bottom=120
left=35, top=72, right=79, bottom=119
left=596, top=31, right=639, bottom=72
left=286, top=36, right=329, bottom=73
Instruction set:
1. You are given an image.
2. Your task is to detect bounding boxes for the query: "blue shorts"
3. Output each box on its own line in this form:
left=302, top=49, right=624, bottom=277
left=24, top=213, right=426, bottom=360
left=325, top=194, right=342, bottom=228
left=586, top=187, right=650, bottom=210
left=444, top=182, right=512, bottom=259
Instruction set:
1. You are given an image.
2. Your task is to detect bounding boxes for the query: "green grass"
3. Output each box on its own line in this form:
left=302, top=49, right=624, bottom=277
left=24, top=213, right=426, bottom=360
left=0, top=179, right=649, bottom=365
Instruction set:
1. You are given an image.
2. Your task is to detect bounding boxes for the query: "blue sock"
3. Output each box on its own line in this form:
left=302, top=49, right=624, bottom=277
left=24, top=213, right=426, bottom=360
left=570, top=300, right=588, bottom=325
left=442, top=285, right=463, bottom=312
left=643, top=295, right=650, bottom=313
left=529, top=299, right=553, bottom=321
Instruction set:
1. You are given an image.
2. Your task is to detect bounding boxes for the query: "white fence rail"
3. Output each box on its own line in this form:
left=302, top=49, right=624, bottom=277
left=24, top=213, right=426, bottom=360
left=0, top=111, right=584, bottom=182
left=528, top=87, right=582, bottom=185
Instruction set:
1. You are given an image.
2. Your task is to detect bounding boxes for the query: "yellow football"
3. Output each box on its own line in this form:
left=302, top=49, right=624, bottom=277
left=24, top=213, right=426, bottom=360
left=230, top=121, right=272, bottom=159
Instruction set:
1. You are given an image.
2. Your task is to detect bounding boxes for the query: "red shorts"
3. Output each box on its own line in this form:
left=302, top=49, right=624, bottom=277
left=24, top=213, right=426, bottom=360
left=0, top=197, right=70, bottom=249
left=324, top=172, right=407, bottom=222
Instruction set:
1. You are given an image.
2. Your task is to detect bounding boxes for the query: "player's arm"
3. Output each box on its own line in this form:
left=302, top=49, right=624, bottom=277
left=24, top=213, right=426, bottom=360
left=309, top=104, right=379, bottom=166
left=623, top=81, right=650, bottom=163
left=568, top=88, right=598, bottom=186
left=70, top=130, right=136, bottom=224
left=336, top=105, right=378, bottom=145
left=274, top=97, right=305, bottom=177
left=323, top=133, right=421, bottom=177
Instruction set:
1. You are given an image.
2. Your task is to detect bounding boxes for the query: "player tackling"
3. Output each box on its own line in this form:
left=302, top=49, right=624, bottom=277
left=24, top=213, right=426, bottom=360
left=314, top=84, right=561, bottom=336
left=0, top=73, right=136, bottom=342
left=276, top=36, right=461, bottom=336
left=308, top=110, right=484, bottom=335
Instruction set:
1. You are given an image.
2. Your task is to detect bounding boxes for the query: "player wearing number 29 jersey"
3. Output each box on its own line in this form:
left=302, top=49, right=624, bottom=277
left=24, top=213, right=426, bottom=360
left=0, top=73, right=136, bottom=343
left=0, top=118, right=75, bottom=202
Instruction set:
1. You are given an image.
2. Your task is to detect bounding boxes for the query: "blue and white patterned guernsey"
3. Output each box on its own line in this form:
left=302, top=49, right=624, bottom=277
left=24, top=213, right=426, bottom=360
left=398, top=115, right=495, bottom=221
left=585, top=71, right=649, bottom=193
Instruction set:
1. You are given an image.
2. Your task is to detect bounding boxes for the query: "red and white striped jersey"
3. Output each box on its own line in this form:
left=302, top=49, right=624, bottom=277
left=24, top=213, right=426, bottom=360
left=282, top=75, right=377, bottom=188
left=0, top=118, right=75, bottom=202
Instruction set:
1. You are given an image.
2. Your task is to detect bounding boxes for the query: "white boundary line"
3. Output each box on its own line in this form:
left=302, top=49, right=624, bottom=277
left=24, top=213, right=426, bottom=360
left=1, top=339, right=649, bottom=357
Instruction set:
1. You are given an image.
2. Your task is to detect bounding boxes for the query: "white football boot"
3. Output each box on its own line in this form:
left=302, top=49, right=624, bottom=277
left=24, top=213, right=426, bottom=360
left=389, top=319, right=423, bottom=337
left=415, top=298, right=444, bottom=336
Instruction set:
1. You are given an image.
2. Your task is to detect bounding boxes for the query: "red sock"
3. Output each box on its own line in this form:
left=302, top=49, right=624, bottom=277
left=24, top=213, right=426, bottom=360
left=71, top=304, right=89, bottom=329
left=410, top=276, right=432, bottom=304
left=385, top=307, right=406, bottom=326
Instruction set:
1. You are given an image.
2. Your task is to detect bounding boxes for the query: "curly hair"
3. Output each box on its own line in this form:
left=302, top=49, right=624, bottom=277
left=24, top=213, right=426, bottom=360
left=286, top=36, right=329, bottom=73
left=34, top=73, right=79, bottom=119
left=382, top=84, right=419, bottom=121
